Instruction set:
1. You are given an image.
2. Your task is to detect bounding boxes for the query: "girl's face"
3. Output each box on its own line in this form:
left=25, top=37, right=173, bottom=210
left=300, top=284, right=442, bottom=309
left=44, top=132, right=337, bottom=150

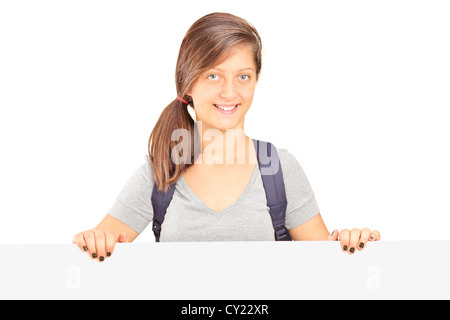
left=187, top=44, right=257, bottom=132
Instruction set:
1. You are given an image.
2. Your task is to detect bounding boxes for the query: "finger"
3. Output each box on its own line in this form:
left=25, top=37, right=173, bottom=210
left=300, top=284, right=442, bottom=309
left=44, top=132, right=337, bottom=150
left=358, top=228, right=372, bottom=251
left=73, top=233, right=89, bottom=253
left=328, top=229, right=339, bottom=241
left=339, top=229, right=350, bottom=252
left=83, top=231, right=97, bottom=260
left=369, top=230, right=381, bottom=241
left=348, top=228, right=361, bottom=255
left=118, top=232, right=128, bottom=243
left=95, top=230, right=106, bottom=262
left=105, top=230, right=116, bottom=258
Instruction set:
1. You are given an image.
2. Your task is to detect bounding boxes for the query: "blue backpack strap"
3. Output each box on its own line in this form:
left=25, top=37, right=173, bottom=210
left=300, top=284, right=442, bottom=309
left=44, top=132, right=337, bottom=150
left=151, top=182, right=176, bottom=242
left=253, top=139, right=292, bottom=241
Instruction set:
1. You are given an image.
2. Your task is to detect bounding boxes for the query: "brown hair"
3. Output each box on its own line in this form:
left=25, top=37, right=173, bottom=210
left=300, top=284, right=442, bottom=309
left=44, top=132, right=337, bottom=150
left=148, top=12, right=263, bottom=192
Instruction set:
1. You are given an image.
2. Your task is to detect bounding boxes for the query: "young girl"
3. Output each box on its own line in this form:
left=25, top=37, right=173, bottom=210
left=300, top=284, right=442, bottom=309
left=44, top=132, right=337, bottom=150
left=73, top=12, right=380, bottom=262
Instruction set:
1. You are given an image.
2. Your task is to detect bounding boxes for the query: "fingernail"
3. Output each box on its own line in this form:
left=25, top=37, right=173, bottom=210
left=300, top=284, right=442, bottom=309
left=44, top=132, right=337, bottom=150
left=83, top=246, right=88, bottom=251
left=359, top=242, right=365, bottom=249
left=92, top=253, right=97, bottom=259
left=370, top=236, right=374, bottom=240
left=106, top=252, right=111, bottom=257
left=343, top=246, right=348, bottom=251
left=99, top=256, right=105, bottom=262
left=349, top=247, right=355, bottom=253
left=330, top=230, right=335, bottom=236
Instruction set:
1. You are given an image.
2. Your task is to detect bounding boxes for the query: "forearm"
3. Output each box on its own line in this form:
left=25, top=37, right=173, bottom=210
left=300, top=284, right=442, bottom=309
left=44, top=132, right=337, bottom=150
left=95, top=214, right=140, bottom=242
left=288, top=213, right=331, bottom=241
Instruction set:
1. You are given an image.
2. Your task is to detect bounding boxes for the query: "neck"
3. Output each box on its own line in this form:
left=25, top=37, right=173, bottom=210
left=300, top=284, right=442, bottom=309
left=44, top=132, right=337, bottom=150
left=193, top=120, right=256, bottom=165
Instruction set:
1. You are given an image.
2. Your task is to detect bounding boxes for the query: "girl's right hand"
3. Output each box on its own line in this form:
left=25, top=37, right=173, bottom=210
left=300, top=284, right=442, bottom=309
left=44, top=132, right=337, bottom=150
left=72, top=230, right=128, bottom=262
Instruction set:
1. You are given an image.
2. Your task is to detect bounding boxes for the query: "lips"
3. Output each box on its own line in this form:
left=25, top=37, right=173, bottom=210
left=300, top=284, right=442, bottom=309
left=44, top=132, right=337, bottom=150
left=213, top=103, right=240, bottom=115
left=214, top=104, right=239, bottom=110
left=215, top=104, right=238, bottom=107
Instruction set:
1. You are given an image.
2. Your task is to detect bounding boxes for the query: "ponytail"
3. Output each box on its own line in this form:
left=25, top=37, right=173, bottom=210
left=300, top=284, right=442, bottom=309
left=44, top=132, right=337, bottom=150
left=148, top=98, right=196, bottom=192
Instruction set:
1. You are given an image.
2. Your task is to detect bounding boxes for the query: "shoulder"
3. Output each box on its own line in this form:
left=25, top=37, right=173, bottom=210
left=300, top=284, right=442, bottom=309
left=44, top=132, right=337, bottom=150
left=272, top=144, right=314, bottom=192
left=252, top=139, right=300, bottom=171
left=132, top=154, right=155, bottom=186
left=277, top=146, right=297, bottom=168
left=275, top=145, right=305, bottom=177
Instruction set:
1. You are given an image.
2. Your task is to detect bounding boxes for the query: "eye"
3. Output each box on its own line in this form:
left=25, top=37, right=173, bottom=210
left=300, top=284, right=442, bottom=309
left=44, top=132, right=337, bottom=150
left=207, top=74, right=220, bottom=81
left=239, top=74, right=250, bottom=81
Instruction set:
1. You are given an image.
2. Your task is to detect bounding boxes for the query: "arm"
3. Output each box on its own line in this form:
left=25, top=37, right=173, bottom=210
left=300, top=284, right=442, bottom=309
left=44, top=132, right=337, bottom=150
left=96, top=214, right=140, bottom=242
left=288, top=213, right=330, bottom=241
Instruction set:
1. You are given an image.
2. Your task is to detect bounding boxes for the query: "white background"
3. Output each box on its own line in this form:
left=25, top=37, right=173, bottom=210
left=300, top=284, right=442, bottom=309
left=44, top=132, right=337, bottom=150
left=1, top=0, right=449, bottom=244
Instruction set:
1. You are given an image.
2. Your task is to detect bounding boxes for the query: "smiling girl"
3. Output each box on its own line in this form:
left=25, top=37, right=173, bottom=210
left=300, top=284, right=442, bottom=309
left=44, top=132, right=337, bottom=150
left=73, top=12, right=380, bottom=262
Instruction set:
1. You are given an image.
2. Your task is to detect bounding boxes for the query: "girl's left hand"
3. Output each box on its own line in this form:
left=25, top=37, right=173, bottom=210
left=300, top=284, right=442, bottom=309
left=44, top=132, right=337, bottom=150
left=327, top=228, right=381, bottom=254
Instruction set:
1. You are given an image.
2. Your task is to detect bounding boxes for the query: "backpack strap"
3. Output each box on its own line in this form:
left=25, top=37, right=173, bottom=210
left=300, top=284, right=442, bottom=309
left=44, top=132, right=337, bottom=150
left=253, top=139, right=292, bottom=241
left=151, top=182, right=176, bottom=242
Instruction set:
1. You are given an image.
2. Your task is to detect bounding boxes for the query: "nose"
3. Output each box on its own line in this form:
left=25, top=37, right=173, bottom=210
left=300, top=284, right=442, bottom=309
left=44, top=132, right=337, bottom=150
left=220, top=79, right=237, bottom=100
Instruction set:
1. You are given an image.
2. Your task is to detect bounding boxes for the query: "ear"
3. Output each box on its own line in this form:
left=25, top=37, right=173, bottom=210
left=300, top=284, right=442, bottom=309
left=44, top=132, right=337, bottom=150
left=186, top=93, right=193, bottom=105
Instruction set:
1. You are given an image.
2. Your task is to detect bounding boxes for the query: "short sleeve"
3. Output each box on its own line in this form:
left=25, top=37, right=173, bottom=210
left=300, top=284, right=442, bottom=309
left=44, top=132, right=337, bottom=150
left=108, top=155, right=155, bottom=233
left=278, top=148, right=320, bottom=229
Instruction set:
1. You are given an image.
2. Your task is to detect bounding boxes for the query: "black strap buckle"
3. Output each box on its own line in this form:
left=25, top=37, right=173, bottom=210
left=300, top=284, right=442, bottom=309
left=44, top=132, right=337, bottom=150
left=274, top=225, right=290, bottom=241
left=152, top=220, right=162, bottom=241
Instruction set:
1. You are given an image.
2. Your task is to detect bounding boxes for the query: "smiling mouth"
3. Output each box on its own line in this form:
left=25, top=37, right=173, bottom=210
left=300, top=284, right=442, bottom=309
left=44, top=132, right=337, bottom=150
left=214, top=104, right=240, bottom=111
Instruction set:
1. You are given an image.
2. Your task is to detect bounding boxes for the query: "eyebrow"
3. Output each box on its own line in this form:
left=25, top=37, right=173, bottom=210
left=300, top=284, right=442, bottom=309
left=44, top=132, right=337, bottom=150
left=210, top=67, right=255, bottom=73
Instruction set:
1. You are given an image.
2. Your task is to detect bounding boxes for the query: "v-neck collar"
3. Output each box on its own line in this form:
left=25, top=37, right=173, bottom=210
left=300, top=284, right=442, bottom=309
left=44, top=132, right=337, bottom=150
left=178, top=163, right=259, bottom=218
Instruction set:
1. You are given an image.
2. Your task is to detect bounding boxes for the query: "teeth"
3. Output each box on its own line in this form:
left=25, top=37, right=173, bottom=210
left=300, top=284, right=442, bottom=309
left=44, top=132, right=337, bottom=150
left=215, top=104, right=238, bottom=111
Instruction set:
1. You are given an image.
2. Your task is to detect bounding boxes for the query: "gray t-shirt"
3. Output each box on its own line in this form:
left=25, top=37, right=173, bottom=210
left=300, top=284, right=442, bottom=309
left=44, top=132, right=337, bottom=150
left=108, top=147, right=320, bottom=241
